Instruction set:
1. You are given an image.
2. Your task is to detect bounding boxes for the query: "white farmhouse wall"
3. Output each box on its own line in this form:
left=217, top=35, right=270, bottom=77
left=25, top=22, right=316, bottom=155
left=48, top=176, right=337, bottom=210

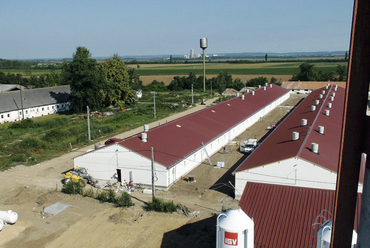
left=0, top=103, right=70, bottom=124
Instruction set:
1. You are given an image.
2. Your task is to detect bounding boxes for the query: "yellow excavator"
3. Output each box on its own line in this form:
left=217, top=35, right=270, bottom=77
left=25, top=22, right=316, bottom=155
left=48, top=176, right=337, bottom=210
left=64, top=167, right=97, bottom=187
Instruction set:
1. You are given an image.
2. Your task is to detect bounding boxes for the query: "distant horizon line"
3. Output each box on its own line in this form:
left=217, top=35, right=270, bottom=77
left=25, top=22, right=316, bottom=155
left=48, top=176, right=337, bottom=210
left=1, top=50, right=348, bottom=61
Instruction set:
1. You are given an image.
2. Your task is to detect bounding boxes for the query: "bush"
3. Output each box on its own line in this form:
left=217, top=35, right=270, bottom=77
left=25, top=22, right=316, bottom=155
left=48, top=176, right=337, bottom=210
left=9, top=119, right=37, bottom=129
left=116, top=191, right=134, bottom=207
left=107, top=189, right=117, bottom=203
left=82, top=188, right=95, bottom=198
left=62, top=181, right=83, bottom=195
left=147, top=197, right=179, bottom=213
left=96, top=190, right=109, bottom=202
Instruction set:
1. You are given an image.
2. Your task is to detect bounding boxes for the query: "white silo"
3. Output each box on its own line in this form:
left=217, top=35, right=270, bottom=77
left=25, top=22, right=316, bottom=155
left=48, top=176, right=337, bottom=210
left=216, top=208, right=254, bottom=248
left=316, top=220, right=357, bottom=248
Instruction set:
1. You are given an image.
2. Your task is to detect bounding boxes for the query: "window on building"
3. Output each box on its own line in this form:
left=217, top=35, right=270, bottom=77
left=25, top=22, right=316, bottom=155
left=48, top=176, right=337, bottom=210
left=1, top=115, right=3, bottom=119
left=42, top=108, right=44, bottom=111
left=47, top=107, right=49, bottom=110
left=52, top=106, right=54, bottom=109
left=7, top=114, right=10, bottom=117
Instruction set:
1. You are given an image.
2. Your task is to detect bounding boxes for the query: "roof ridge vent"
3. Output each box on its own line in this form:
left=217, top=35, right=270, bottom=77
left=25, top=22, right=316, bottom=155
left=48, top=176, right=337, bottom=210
left=312, top=143, right=319, bottom=153
left=263, top=86, right=266, bottom=90
left=326, top=84, right=329, bottom=89
left=292, top=131, right=299, bottom=141
left=334, top=85, right=338, bottom=91
left=330, top=96, right=335, bottom=101
left=141, top=132, right=147, bottom=142
left=319, top=94, right=323, bottom=99
left=311, top=105, right=316, bottom=111
left=252, top=91, right=255, bottom=96
left=315, top=100, right=320, bottom=105
left=143, top=124, right=149, bottom=132
left=241, top=95, right=245, bottom=100
left=302, top=118, right=307, bottom=126
left=322, top=90, right=326, bottom=95
left=258, top=85, right=261, bottom=88
left=328, top=102, right=332, bottom=109
left=332, top=92, right=336, bottom=97
left=270, top=84, right=272, bottom=88
left=318, top=126, right=324, bottom=134
left=325, top=109, right=330, bottom=116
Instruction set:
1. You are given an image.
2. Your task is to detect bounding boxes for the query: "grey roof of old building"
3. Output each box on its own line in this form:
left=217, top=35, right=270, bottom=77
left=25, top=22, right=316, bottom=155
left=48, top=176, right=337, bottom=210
left=0, top=85, right=70, bottom=114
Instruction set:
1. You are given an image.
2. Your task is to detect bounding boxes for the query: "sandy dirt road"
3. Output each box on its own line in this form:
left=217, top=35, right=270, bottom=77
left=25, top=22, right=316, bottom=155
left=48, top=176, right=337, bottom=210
left=0, top=94, right=304, bottom=248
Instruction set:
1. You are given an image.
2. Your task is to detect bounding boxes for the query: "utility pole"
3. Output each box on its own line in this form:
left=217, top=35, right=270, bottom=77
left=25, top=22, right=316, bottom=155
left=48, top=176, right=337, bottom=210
left=19, top=82, right=24, bottom=120
left=87, top=106, right=91, bottom=141
left=151, top=147, right=155, bottom=200
left=153, top=92, right=156, bottom=119
left=191, top=83, right=194, bottom=105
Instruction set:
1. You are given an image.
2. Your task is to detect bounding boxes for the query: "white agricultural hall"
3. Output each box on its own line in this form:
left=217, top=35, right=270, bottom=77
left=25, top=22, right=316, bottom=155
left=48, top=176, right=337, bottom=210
left=233, top=85, right=365, bottom=199
left=74, top=85, right=290, bottom=189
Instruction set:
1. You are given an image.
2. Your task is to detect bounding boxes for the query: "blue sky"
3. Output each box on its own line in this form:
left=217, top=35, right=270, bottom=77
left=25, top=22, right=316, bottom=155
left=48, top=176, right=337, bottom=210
left=0, top=0, right=354, bottom=60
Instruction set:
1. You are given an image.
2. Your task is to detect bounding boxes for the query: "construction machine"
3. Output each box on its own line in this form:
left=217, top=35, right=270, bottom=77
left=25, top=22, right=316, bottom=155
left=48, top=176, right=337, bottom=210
left=64, top=167, right=97, bottom=187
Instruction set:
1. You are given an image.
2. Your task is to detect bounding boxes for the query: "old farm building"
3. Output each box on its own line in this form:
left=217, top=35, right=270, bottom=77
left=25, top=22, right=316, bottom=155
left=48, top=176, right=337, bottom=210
left=233, top=84, right=365, bottom=199
left=0, top=85, right=70, bottom=124
left=74, top=84, right=290, bottom=189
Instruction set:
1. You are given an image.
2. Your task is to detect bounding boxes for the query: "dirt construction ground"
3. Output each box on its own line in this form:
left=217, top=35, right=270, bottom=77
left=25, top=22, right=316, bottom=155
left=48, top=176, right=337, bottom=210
left=0, top=93, right=304, bottom=248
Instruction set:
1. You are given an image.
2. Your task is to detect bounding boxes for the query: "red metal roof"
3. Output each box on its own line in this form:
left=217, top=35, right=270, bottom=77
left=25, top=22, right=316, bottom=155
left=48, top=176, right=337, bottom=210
left=234, top=85, right=366, bottom=181
left=118, top=85, right=290, bottom=168
left=239, top=182, right=362, bottom=248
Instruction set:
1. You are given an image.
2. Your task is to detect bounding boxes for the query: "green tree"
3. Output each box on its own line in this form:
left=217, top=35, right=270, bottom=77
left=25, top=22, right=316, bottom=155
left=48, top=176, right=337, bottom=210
left=247, top=76, right=268, bottom=87
left=336, top=64, right=347, bottom=81
left=62, top=47, right=107, bottom=112
left=100, top=54, right=135, bottom=106
left=291, top=62, right=318, bottom=81
left=265, top=53, right=268, bottom=62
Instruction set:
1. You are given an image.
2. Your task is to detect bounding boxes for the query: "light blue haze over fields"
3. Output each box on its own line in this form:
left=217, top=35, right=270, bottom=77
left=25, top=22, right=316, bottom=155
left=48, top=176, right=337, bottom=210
left=0, top=0, right=354, bottom=60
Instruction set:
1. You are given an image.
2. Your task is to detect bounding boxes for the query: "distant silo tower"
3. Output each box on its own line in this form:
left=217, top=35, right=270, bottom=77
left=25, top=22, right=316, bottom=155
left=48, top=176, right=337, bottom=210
left=200, top=37, right=208, bottom=92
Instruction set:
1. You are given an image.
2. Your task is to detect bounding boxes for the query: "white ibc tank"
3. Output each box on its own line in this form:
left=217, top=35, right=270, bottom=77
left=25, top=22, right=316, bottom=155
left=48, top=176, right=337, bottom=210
left=0, top=210, right=18, bottom=224
left=217, top=208, right=254, bottom=248
left=0, top=220, right=3, bottom=231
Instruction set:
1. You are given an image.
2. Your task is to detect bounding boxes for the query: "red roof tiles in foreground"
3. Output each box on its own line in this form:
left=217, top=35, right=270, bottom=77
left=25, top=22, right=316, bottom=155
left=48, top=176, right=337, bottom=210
left=235, top=85, right=346, bottom=174
left=239, top=182, right=362, bottom=248
left=118, top=85, right=289, bottom=168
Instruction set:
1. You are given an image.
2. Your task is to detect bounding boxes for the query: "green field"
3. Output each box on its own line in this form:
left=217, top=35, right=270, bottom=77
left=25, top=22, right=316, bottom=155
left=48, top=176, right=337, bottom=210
left=128, top=62, right=347, bottom=76
left=1, top=61, right=346, bottom=77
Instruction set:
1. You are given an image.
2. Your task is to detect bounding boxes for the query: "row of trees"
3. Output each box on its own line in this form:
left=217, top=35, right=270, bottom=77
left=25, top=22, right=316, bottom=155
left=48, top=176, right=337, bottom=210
left=0, top=71, right=63, bottom=88
left=0, top=59, right=34, bottom=69
left=291, top=62, right=347, bottom=81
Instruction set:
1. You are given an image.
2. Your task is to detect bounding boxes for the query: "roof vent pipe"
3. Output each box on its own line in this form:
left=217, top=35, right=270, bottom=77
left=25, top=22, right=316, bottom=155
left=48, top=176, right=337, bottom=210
left=241, top=95, right=245, bottom=100
left=258, top=85, right=261, bottom=88
left=318, top=126, right=324, bottom=134
left=270, top=84, right=272, bottom=88
left=315, top=100, right=320, bottom=105
left=322, top=90, right=326, bottom=95
left=319, top=94, right=323, bottom=99
left=312, top=143, right=319, bottom=153
left=330, top=96, right=334, bottom=101
left=265, top=83, right=268, bottom=86
left=252, top=91, right=255, bottom=96
left=263, top=86, right=266, bottom=90
left=293, top=132, right=299, bottom=141
left=325, top=109, right=330, bottom=116
left=236, top=92, right=239, bottom=97
left=141, top=132, right=147, bottom=142
left=311, top=105, right=316, bottom=111
left=332, top=92, right=335, bottom=97
left=328, top=102, right=332, bottom=108
left=247, top=89, right=250, bottom=93
left=326, top=84, right=329, bottom=89
left=302, top=118, right=307, bottom=126
left=335, top=85, right=338, bottom=91
left=143, top=124, right=149, bottom=132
